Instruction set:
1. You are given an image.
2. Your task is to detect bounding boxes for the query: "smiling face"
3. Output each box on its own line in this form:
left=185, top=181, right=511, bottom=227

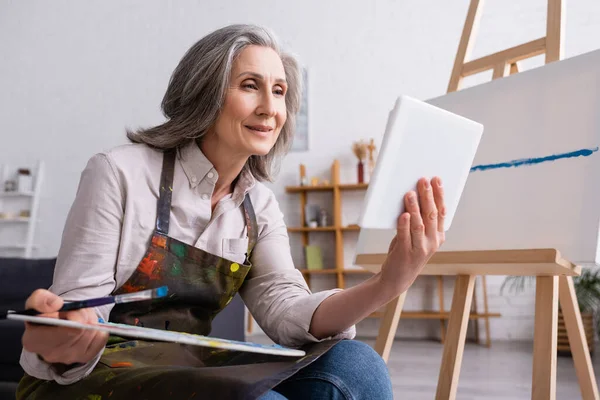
left=209, top=45, right=288, bottom=158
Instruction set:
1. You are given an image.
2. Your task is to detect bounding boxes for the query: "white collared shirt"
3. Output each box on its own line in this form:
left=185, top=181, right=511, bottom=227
left=20, top=140, right=355, bottom=384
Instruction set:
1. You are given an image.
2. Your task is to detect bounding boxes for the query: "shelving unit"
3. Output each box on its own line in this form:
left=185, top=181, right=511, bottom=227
left=285, top=160, right=372, bottom=291
left=0, top=161, right=44, bottom=258
left=285, top=159, right=500, bottom=344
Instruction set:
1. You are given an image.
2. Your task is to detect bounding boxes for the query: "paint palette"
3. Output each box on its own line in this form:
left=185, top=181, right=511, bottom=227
left=8, top=314, right=306, bottom=357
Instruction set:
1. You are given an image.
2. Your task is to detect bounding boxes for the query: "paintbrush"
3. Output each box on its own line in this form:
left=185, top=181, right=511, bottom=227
left=0, top=286, right=168, bottom=319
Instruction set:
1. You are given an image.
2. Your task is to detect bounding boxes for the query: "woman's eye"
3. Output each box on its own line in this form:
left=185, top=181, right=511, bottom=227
left=274, top=87, right=285, bottom=96
left=242, top=82, right=258, bottom=90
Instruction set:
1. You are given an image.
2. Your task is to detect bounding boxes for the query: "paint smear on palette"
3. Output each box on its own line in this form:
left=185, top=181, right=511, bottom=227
left=470, top=146, right=599, bottom=172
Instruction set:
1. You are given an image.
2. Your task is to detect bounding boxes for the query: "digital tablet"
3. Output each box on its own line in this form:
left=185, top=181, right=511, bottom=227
left=358, top=95, right=483, bottom=233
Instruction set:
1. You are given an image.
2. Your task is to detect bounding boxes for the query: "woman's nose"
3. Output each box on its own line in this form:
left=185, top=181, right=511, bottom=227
left=256, top=93, right=276, bottom=117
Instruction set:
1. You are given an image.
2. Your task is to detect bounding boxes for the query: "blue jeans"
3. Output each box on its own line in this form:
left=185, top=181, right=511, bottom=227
left=259, top=340, right=393, bottom=400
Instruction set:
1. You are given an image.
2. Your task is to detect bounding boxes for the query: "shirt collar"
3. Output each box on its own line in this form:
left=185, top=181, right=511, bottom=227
left=177, top=140, right=256, bottom=197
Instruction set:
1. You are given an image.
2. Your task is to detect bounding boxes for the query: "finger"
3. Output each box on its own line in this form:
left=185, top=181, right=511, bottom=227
left=57, top=309, right=105, bottom=364
left=66, top=330, right=98, bottom=364
left=395, top=212, right=411, bottom=250
left=25, top=289, right=64, bottom=315
left=56, top=309, right=91, bottom=338
left=34, top=310, right=95, bottom=363
left=418, top=177, right=438, bottom=238
left=432, top=177, right=446, bottom=233
left=81, top=330, right=109, bottom=362
left=22, top=324, right=86, bottom=363
left=405, top=190, right=424, bottom=249
left=59, top=308, right=91, bottom=323
left=22, top=325, right=69, bottom=354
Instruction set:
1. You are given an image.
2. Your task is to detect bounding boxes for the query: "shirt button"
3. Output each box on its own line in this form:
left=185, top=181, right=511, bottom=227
left=191, top=176, right=198, bottom=183
left=207, top=172, right=214, bottom=179
left=201, top=194, right=209, bottom=200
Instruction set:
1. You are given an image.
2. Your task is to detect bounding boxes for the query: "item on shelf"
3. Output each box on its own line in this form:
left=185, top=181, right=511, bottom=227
left=19, top=210, right=30, bottom=218
left=352, top=140, right=368, bottom=184
left=17, top=168, right=33, bottom=192
left=0, top=212, right=16, bottom=220
left=299, top=164, right=307, bottom=186
left=304, top=245, right=323, bottom=270
left=367, top=138, right=377, bottom=182
left=4, top=180, right=16, bottom=192
left=304, top=204, right=320, bottom=226
left=310, top=177, right=319, bottom=186
left=321, top=179, right=330, bottom=185
left=318, top=208, right=328, bottom=227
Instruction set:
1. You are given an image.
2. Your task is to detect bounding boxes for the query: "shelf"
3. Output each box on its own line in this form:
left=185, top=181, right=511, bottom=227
left=338, top=183, right=368, bottom=191
left=366, top=311, right=501, bottom=320
left=401, top=311, right=502, bottom=320
left=288, top=226, right=336, bottom=232
left=288, top=226, right=360, bottom=232
left=285, top=183, right=368, bottom=193
left=343, top=269, right=373, bottom=274
left=286, top=185, right=334, bottom=193
left=0, top=244, right=38, bottom=249
left=0, top=217, right=30, bottom=223
left=0, top=191, right=34, bottom=197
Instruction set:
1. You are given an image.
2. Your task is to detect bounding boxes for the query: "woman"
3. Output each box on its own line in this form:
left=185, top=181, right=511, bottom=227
left=17, top=24, right=445, bottom=400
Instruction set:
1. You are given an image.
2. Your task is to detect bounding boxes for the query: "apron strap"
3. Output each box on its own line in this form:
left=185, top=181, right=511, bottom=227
left=242, top=194, right=258, bottom=264
left=155, top=147, right=258, bottom=262
left=155, top=149, right=176, bottom=235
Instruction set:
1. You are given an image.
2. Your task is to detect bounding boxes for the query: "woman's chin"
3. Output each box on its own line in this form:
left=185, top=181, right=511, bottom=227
left=245, top=141, right=275, bottom=157
left=251, top=146, right=273, bottom=157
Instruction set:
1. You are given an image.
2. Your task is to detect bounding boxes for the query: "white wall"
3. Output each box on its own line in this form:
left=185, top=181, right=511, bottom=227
left=1, top=0, right=599, bottom=340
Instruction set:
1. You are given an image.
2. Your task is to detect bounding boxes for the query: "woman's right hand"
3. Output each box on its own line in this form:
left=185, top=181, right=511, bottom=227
left=21, top=289, right=109, bottom=366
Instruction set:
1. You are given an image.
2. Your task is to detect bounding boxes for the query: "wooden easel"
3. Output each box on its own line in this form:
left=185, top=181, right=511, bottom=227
left=366, top=0, right=599, bottom=399
left=359, top=250, right=599, bottom=400
left=447, top=0, right=564, bottom=92
left=433, top=0, right=566, bottom=348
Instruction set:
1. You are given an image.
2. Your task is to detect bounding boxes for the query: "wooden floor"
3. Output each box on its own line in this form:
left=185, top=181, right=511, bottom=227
left=249, top=334, right=600, bottom=399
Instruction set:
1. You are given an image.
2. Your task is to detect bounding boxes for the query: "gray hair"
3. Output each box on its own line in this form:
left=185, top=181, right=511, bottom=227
left=126, top=24, right=302, bottom=182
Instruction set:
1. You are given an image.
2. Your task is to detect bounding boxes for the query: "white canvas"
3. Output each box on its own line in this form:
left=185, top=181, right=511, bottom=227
left=354, top=49, right=600, bottom=268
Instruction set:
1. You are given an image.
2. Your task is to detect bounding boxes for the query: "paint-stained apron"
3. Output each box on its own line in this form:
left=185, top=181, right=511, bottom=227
left=17, top=150, right=340, bottom=400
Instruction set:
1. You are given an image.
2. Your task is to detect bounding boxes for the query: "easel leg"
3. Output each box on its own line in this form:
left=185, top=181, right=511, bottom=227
left=481, top=275, right=492, bottom=347
left=374, top=291, right=408, bottom=363
left=472, top=276, right=480, bottom=344
left=559, top=276, right=600, bottom=400
left=532, top=276, right=558, bottom=400
left=438, top=276, right=447, bottom=343
left=435, top=275, right=475, bottom=400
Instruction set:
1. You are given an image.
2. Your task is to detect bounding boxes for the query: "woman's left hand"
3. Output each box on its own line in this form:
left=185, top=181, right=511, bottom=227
left=377, top=176, right=446, bottom=297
